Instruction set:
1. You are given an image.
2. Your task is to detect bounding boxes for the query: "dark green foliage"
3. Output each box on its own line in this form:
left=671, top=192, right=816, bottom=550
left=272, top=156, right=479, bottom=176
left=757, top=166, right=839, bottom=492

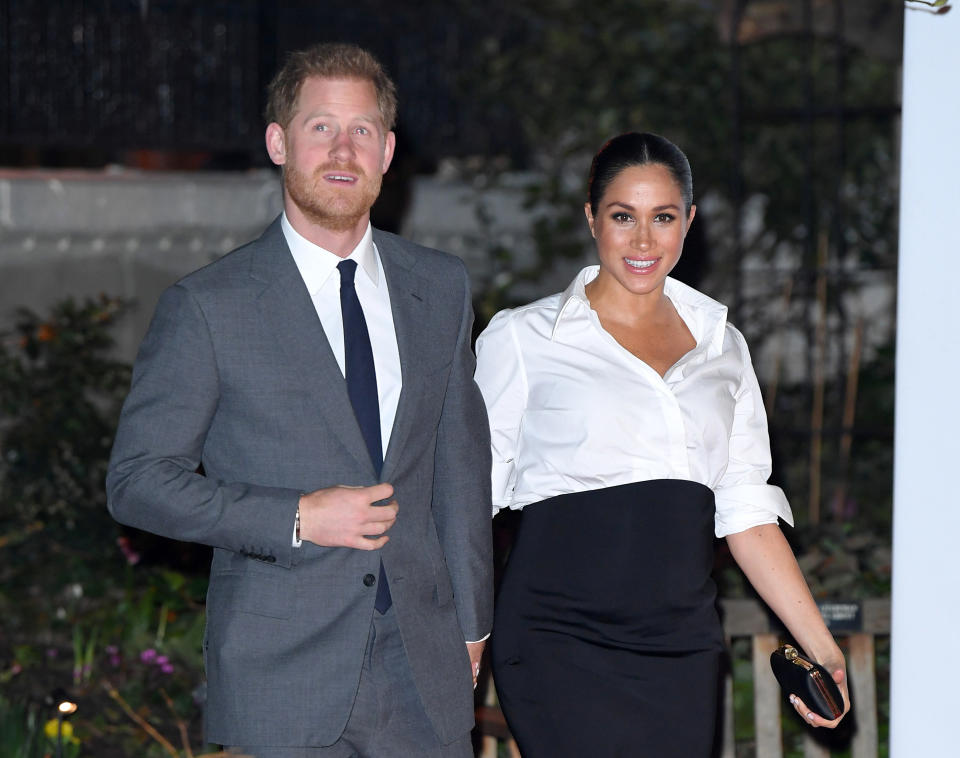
left=0, top=694, right=47, bottom=758
left=0, top=296, right=132, bottom=618
left=0, top=297, right=213, bottom=757
left=0, top=296, right=130, bottom=536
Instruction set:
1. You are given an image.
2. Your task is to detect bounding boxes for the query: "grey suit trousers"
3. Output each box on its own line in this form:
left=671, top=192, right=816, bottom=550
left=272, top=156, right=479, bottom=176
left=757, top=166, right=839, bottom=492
left=226, top=609, right=472, bottom=758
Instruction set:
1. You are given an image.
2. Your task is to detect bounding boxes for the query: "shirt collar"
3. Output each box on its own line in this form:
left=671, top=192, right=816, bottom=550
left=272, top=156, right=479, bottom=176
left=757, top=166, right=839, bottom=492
left=551, top=265, right=729, bottom=351
left=664, top=277, right=728, bottom=354
left=551, top=265, right=598, bottom=340
left=281, top=213, right=379, bottom=294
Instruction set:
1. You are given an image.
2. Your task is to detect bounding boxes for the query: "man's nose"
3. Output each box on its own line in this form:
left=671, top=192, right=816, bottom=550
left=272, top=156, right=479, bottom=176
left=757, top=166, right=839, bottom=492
left=329, top=130, right=355, bottom=161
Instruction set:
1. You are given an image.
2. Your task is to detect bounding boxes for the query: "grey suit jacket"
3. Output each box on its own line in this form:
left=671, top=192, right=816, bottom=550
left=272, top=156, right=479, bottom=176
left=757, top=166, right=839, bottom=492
left=106, top=218, right=493, bottom=747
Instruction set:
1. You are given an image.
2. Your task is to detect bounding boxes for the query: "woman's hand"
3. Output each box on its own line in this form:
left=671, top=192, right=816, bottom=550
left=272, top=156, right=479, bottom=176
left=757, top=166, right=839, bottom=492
left=726, top=525, right=853, bottom=727
left=787, top=652, right=851, bottom=728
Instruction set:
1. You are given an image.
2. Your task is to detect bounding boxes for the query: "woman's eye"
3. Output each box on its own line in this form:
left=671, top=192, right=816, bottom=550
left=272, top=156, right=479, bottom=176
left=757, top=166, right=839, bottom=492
left=612, top=212, right=633, bottom=223
left=654, top=213, right=675, bottom=223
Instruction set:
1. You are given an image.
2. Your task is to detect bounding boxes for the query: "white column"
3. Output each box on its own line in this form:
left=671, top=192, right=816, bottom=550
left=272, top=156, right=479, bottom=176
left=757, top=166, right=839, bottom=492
left=891, top=5, right=960, bottom=755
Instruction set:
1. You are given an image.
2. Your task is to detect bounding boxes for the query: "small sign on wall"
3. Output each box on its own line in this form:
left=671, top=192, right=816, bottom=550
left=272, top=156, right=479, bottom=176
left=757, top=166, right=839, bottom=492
left=817, top=601, right=861, bottom=632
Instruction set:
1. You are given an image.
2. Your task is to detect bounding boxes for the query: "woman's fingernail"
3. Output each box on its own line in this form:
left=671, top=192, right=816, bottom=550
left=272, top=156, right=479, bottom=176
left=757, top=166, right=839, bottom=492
left=789, top=695, right=796, bottom=705
left=806, top=712, right=815, bottom=721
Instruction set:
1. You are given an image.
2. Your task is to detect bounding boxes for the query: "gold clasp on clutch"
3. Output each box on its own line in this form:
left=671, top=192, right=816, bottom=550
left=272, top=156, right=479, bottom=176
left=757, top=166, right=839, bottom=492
left=784, top=645, right=814, bottom=671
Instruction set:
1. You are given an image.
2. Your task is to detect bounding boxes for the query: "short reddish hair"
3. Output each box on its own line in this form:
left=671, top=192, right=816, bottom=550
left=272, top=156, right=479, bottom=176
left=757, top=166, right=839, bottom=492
left=264, top=43, right=397, bottom=130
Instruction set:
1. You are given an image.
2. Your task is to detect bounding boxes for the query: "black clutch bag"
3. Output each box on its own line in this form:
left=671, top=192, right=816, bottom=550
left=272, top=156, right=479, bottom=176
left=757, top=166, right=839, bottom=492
left=770, top=644, right=844, bottom=720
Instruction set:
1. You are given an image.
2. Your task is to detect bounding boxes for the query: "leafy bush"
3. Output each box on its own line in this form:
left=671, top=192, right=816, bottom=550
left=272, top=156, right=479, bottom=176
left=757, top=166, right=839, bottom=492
left=0, top=296, right=217, bottom=757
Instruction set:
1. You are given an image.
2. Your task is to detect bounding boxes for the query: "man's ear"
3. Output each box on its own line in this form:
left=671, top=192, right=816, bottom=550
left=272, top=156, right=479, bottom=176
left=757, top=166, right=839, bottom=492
left=381, top=130, right=396, bottom=175
left=265, top=123, right=287, bottom=166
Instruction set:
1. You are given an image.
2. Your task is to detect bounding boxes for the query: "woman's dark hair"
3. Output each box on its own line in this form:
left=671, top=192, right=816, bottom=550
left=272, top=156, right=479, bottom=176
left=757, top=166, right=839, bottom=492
left=587, top=132, right=693, bottom=215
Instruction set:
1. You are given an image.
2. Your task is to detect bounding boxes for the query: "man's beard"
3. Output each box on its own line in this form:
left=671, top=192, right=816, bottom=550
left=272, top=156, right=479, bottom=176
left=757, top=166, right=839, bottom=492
left=284, top=161, right=382, bottom=233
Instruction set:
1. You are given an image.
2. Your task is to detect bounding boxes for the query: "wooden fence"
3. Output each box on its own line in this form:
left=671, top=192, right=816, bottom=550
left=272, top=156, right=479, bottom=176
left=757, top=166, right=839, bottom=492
left=476, top=597, right=890, bottom=758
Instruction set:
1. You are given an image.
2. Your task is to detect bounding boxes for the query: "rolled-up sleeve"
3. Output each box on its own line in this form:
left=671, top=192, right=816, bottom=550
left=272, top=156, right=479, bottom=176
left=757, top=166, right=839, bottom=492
left=474, top=310, right=527, bottom=515
left=714, top=328, right=794, bottom=537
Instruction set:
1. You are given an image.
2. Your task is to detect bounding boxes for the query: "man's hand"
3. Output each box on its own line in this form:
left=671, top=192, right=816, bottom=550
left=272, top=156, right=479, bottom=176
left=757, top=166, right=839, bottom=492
left=298, top=483, right=397, bottom=549
left=466, top=640, right=486, bottom=689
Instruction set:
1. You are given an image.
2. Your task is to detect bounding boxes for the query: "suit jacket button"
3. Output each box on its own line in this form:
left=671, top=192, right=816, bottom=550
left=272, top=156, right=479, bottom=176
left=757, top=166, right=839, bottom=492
left=363, top=573, right=376, bottom=587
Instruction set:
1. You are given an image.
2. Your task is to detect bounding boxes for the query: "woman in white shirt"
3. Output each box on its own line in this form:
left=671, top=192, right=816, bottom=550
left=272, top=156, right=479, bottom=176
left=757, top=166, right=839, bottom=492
left=474, top=133, right=850, bottom=756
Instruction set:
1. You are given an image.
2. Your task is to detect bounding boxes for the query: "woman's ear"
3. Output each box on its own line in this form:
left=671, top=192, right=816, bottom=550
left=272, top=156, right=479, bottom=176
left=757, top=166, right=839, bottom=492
left=584, top=202, right=596, bottom=238
left=684, top=204, right=697, bottom=236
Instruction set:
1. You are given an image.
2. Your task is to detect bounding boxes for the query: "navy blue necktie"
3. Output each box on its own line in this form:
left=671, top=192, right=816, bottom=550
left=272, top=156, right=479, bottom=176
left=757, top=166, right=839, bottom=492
left=338, top=259, right=391, bottom=613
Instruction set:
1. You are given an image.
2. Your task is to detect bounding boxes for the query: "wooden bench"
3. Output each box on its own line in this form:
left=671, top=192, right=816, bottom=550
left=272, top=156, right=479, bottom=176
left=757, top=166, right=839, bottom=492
left=476, top=597, right=890, bottom=757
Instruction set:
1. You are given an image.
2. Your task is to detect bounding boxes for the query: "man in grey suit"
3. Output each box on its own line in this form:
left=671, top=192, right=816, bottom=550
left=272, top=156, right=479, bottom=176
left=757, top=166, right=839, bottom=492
left=106, top=43, right=493, bottom=757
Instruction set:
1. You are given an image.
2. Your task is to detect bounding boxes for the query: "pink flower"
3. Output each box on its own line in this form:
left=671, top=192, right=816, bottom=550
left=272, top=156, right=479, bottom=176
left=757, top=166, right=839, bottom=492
left=116, top=536, right=141, bottom=566
left=140, top=648, right=157, bottom=663
left=104, top=645, right=122, bottom=667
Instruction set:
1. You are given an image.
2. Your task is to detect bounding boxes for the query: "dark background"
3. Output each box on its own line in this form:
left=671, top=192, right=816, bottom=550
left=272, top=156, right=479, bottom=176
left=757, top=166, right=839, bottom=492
left=0, top=1, right=902, bottom=755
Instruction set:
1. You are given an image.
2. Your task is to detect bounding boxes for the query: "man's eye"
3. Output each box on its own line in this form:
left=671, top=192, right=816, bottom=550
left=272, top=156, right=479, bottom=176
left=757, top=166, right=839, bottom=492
left=314, top=123, right=328, bottom=132
left=354, top=126, right=369, bottom=135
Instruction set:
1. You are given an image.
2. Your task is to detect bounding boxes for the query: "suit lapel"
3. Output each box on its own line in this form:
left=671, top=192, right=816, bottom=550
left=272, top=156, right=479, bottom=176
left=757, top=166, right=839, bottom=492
left=250, top=219, right=377, bottom=477
left=376, top=232, right=433, bottom=480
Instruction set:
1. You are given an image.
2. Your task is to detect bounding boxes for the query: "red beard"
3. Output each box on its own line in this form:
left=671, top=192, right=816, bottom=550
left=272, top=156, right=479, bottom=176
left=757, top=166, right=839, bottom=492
left=284, top=161, right=382, bottom=232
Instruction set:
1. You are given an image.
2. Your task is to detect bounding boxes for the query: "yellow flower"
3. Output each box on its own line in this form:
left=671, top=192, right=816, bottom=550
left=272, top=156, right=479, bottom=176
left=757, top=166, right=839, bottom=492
left=43, top=718, right=79, bottom=743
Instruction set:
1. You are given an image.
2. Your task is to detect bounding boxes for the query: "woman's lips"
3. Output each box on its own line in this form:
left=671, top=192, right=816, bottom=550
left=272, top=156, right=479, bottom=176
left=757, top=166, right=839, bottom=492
left=624, top=256, right=658, bottom=271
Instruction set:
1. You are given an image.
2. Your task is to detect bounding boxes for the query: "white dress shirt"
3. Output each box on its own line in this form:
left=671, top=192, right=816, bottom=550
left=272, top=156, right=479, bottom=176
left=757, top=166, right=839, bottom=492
left=474, top=265, right=794, bottom=538
left=282, top=214, right=402, bottom=455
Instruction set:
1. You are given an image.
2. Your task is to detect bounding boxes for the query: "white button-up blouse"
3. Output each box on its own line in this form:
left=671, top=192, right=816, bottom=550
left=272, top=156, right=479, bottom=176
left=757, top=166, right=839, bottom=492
left=474, top=266, right=794, bottom=538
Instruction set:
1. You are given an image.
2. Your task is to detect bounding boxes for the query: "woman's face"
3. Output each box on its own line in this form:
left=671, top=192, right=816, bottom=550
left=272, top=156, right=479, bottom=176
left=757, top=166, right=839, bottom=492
left=584, top=163, right=695, bottom=298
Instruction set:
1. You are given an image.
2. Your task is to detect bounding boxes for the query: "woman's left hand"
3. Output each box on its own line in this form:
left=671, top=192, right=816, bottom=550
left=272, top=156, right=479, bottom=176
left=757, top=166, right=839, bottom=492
left=725, top=526, right=852, bottom=729
left=788, top=654, right=851, bottom=728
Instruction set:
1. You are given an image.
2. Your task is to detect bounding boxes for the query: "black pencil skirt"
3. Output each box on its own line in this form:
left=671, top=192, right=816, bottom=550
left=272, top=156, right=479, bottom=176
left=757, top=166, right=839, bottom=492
left=491, top=480, right=725, bottom=758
